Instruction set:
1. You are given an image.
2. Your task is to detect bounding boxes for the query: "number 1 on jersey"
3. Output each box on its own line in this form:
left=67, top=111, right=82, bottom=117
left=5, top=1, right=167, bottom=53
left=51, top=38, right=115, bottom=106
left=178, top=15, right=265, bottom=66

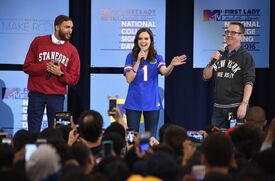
left=143, top=65, right=148, bottom=81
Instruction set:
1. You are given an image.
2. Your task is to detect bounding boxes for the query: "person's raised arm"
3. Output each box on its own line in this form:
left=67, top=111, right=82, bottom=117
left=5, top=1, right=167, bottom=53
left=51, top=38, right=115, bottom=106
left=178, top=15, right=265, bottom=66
left=159, top=54, right=187, bottom=76
left=110, top=107, right=128, bottom=130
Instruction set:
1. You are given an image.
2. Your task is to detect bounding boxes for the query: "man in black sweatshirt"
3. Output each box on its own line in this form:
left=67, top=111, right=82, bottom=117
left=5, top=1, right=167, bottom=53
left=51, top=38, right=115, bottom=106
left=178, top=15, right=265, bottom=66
left=203, top=22, right=255, bottom=128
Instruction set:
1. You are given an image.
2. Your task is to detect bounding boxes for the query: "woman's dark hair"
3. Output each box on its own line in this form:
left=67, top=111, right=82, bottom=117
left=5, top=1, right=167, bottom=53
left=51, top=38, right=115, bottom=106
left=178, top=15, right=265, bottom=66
left=132, top=27, right=157, bottom=62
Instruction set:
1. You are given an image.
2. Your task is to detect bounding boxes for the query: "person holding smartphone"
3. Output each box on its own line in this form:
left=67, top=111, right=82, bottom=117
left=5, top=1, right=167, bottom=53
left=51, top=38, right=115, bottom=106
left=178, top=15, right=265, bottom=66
left=123, top=27, right=187, bottom=137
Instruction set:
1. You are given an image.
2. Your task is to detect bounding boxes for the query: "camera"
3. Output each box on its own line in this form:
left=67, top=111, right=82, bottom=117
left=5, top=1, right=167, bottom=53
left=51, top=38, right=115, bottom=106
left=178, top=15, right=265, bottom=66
left=187, top=131, right=204, bottom=141
left=126, top=128, right=135, bottom=144
left=55, top=112, right=71, bottom=126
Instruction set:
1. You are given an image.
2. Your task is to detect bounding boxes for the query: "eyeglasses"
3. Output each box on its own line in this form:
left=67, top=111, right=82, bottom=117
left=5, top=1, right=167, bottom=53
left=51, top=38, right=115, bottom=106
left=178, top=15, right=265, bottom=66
left=224, top=30, right=243, bottom=36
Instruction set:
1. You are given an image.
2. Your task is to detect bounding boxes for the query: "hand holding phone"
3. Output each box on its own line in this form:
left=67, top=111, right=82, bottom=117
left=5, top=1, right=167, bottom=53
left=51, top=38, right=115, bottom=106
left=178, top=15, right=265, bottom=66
left=55, top=112, right=71, bottom=126
left=187, top=131, right=204, bottom=141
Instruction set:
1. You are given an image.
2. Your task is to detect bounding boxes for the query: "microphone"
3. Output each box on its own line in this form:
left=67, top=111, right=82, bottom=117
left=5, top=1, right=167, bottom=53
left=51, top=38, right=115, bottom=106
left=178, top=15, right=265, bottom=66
left=46, top=60, right=59, bottom=80
left=208, top=48, right=225, bottom=66
left=140, top=47, right=146, bottom=67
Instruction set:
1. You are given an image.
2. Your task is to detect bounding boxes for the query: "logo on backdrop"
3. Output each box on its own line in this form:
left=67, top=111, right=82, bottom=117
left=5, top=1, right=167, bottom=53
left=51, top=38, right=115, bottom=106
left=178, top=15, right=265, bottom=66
left=203, top=10, right=222, bottom=21
left=0, top=19, right=51, bottom=34
left=99, top=8, right=157, bottom=50
left=203, top=9, right=261, bottom=51
left=203, top=9, right=260, bottom=22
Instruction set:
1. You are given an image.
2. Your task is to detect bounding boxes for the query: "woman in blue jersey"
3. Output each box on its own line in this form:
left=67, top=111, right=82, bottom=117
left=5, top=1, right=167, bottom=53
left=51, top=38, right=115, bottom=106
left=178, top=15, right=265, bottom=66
left=123, top=27, right=187, bottom=137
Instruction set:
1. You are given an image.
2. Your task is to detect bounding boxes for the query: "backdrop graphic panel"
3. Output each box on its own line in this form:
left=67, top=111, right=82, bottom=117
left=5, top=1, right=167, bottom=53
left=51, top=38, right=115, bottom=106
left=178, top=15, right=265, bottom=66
left=0, top=72, right=68, bottom=135
left=0, top=0, right=69, bottom=135
left=0, top=0, right=69, bottom=64
left=91, top=0, right=166, bottom=67
left=193, top=0, right=270, bottom=68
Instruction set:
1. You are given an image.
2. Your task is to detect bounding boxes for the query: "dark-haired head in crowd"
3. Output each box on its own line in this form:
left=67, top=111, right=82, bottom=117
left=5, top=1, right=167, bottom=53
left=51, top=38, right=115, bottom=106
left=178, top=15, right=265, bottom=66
left=78, top=110, right=103, bottom=156
left=102, top=132, right=126, bottom=157
left=93, top=156, right=130, bottom=181
left=230, top=124, right=262, bottom=160
left=158, top=123, right=173, bottom=143
left=12, top=129, right=33, bottom=166
left=163, top=125, right=187, bottom=156
left=37, top=127, right=69, bottom=165
left=104, top=122, right=126, bottom=141
left=202, top=133, right=234, bottom=177
left=148, top=151, right=181, bottom=181
left=0, top=144, right=14, bottom=172
left=68, top=143, right=94, bottom=175
left=12, top=129, right=30, bottom=152
left=38, top=127, right=64, bottom=143
left=59, top=164, right=93, bottom=181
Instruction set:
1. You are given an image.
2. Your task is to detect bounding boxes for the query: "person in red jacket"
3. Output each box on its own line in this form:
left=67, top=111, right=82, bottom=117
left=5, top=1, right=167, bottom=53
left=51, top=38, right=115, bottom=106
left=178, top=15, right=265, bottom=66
left=23, top=15, right=80, bottom=132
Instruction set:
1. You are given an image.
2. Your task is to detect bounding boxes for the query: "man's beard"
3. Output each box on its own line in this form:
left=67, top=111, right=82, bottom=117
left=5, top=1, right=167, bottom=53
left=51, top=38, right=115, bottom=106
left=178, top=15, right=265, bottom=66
left=59, top=31, right=70, bottom=41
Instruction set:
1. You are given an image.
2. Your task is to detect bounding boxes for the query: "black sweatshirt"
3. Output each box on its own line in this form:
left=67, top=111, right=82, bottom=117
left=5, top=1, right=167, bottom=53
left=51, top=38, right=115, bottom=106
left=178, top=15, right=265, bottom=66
left=212, top=45, right=255, bottom=108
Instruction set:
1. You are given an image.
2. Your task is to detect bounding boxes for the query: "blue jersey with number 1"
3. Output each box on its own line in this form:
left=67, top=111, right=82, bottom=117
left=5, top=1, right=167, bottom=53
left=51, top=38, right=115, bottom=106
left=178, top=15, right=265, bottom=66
left=123, top=53, right=165, bottom=111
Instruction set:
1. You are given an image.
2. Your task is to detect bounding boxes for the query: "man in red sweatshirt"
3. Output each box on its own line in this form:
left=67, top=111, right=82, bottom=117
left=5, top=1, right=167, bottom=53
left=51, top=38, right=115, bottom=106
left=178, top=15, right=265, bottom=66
left=23, top=15, right=80, bottom=132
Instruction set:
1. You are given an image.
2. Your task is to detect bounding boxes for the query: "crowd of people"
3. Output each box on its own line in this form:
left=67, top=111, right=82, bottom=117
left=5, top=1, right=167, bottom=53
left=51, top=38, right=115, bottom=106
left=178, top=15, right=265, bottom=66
left=1, top=106, right=275, bottom=181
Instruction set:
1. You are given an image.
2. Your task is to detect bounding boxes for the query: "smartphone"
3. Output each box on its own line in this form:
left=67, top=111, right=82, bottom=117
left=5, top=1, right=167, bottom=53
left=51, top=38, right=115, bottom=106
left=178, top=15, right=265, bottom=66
left=76, top=124, right=80, bottom=133
left=229, top=119, right=237, bottom=128
left=187, top=131, right=204, bottom=141
left=126, top=128, right=135, bottom=144
left=139, top=132, right=151, bottom=153
left=228, top=112, right=237, bottom=128
left=102, top=140, right=113, bottom=157
left=2, top=138, right=12, bottom=144
left=55, top=112, right=71, bottom=126
left=25, top=144, right=37, bottom=161
left=108, top=99, right=117, bottom=115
